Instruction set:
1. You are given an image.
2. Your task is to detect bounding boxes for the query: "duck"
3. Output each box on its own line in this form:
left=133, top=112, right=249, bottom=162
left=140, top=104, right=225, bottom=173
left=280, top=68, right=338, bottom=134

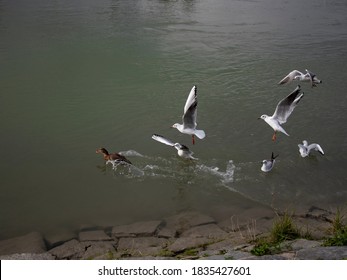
left=95, top=147, right=132, bottom=164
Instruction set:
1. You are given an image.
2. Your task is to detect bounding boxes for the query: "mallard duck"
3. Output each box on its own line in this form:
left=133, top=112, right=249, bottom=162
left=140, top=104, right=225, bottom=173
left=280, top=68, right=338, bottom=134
left=96, top=147, right=132, bottom=164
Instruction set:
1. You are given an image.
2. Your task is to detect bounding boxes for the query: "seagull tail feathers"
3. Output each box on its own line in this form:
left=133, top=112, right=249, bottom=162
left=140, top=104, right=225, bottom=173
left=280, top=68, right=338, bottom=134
left=194, top=129, right=206, bottom=139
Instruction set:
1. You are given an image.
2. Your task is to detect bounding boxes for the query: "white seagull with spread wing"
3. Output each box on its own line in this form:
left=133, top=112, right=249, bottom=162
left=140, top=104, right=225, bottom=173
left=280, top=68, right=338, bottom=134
left=259, top=85, right=304, bottom=141
left=152, top=134, right=197, bottom=160
left=298, top=140, right=324, bottom=157
left=172, top=85, right=206, bottom=144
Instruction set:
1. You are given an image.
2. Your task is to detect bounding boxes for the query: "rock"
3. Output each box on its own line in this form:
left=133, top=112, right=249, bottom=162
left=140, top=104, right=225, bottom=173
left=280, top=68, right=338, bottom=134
left=224, top=250, right=254, bottom=260
left=81, top=241, right=117, bottom=260
left=168, top=237, right=210, bottom=253
left=45, top=230, right=77, bottom=248
left=79, top=230, right=113, bottom=242
left=48, top=239, right=86, bottom=259
left=112, top=220, right=162, bottom=238
left=204, top=238, right=234, bottom=251
left=117, top=237, right=168, bottom=256
left=164, top=212, right=215, bottom=234
left=181, top=224, right=228, bottom=239
left=0, top=232, right=46, bottom=255
left=200, top=255, right=226, bottom=260
left=296, top=246, right=347, bottom=260
left=118, top=237, right=168, bottom=250
left=221, top=208, right=274, bottom=232
left=305, top=206, right=335, bottom=222
left=246, top=254, right=289, bottom=260
left=294, top=217, right=331, bottom=239
left=157, top=227, right=177, bottom=238
left=289, top=239, right=321, bottom=251
left=0, top=253, right=56, bottom=260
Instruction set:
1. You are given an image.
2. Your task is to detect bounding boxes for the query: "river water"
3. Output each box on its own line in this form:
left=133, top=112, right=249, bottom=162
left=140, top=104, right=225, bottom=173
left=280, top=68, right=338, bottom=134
left=1, top=0, right=347, bottom=239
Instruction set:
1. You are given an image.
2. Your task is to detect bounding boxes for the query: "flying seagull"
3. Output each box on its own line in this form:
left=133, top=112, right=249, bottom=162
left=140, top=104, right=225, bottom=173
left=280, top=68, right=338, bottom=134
left=298, top=140, right=324, bottom=157
left=261, top=152, right=279, bottom=172
left=151, top=134, right=197, bottom=160
left=259, top=85, right=304, bottom=141
left=172, top=85, right=206, bottom=145
left=278, top=69, right=322, bottom=88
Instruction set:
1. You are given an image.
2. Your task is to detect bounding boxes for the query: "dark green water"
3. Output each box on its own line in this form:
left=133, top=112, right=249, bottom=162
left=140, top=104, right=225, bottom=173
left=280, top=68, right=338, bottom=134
left=1, top=0, right=347, bottom=239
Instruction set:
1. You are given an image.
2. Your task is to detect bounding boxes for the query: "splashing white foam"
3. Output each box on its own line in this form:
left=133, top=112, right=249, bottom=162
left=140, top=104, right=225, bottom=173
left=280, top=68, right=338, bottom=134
left=118, top=150, right=145, bottom=157
left=197, top=160, right=235, bottom=186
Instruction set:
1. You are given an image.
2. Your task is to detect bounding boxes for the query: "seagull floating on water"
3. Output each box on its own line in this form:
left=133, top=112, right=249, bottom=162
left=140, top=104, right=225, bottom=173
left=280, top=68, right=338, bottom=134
left=172, top=85, right=205, bottom=145
left=298, top=140, right=324, bottom=157
left=278, top=69, right=322, bottom=88
left=151, top=134, right=197, bottom=160
left=261, top=152, right=279, bottom=172
left=96, top=147, right=132, bottom=164
left=259, top=85, right=304, bottom=141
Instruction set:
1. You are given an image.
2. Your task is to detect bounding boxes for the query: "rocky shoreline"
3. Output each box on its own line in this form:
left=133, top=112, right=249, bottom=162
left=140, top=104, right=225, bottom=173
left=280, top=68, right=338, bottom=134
left=1, top=207, right=346, bottom=260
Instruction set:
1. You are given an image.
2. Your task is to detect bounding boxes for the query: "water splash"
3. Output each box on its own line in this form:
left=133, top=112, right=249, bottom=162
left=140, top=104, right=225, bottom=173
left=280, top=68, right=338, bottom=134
left=196, top=160, right=236, bottom=187
left=119, top=150, right=145, bottom=157
left=102, top=152, right=237, bottom=189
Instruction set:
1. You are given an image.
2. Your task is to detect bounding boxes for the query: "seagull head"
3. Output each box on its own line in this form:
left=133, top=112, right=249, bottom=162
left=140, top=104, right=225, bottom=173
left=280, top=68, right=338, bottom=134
left=258, top=114, right=269, bottom=120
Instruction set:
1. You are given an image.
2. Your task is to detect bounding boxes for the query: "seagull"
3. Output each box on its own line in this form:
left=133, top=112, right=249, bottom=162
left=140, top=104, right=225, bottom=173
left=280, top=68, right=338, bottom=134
left=151, top=134, right=197, bottom=160
left=96, top=147, right=132, bottom=165
left=278, top=69, right=322, bottom=88
left=259, top=85, right=304, bottom=141
left=172, top=85, right=206, bottom=145
left=298, top=140, right=324, bottom=157
left=261, top=152, right=279, bottom=172
left=305, top=69, right=323, bottom=88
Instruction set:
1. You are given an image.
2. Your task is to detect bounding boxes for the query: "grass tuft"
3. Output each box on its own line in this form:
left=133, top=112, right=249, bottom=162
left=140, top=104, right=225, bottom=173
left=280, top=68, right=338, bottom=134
left=251, top=212, right=300, bottom=256
left=323, top=208, right=347, bottom=246
left=270, top=212, right=300, bottom=243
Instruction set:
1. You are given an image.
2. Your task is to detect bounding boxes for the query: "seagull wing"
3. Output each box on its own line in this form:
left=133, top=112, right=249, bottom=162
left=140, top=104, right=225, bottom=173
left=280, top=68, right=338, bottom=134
left=278, top=70, right=304, bottom=85
left=151, top=134, right=175, bottom=147
left=184, top=85, right=197, bottom=113
left=182, top=85, right=198, bottom=129
left=273, top=85, right=304, bottom=124
left=308, top=143, right=324, bottom=155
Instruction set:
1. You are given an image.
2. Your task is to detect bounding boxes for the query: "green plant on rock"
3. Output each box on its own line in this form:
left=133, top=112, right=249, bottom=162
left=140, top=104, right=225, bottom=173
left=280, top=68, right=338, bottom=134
left=271, top=212, right=300, bottom=243
left=323, top=208, right=347, bottom=246
left=251, top=212, right=301, bottom=256
left=251, top=240, right=272, bottom=256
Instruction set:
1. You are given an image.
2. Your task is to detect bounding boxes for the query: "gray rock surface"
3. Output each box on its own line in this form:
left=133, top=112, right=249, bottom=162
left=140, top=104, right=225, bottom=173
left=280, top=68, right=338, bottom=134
left=1, top=209, right=346, bottom=260
left=0, top=232, right=46, bottom=255
left=48, top=239, right=86, bottom=259
left=81, top=241, right=117, bottom=260
left=168, top=237, right=210, bottom=253
left=79, top=230, right=113, bottom=242
left=0, top=253, right=56, bottom=260
left=44, top=230, right=77, bottom=248
left=164, top=212, right=215, bottom=234
left=181, top=223, right=228, bottom=239
left=296, top=246, right=347, bottom=260
left=112, top=220, right=162, bottom=238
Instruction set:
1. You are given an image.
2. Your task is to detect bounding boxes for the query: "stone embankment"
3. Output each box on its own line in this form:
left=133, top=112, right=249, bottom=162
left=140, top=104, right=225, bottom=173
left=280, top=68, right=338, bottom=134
left=0, top=208, right=346, bottom=260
